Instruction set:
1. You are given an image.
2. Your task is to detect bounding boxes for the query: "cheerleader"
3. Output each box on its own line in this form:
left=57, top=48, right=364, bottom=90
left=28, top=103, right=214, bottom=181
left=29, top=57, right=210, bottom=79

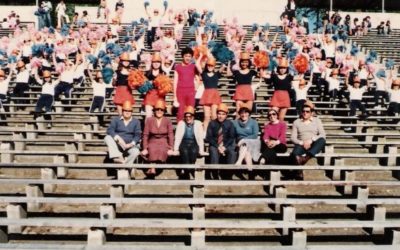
left=196, top=56, right=224, bottom=131
left=33, top=70, right=59, bottom=114
left=227, top=52, right=257, bottom=116
left=12, top=60, right=32, bottom=107
left=292, top=77, right=312, bottom=115
left=88, top=70, right=107, bottom=113
left=54, top=60, right=75, bottom=104
left=388, top=79, right=400, bottom=116
left=144, top=53, right=167, bottom=118
left=113, top=52, right=134, bottom=115
left=264, top=58, right=293, bottom=121
left=0, top=66, right=13, bottom=115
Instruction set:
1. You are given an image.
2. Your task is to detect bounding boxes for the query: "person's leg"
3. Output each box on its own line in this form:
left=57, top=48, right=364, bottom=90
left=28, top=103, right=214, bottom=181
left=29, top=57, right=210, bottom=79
left=349, top=100, right=357, bottom=116
left=203, top=105, right=211, bottom=132
left=35, top=96, right=46, bottom=113
left=235, top=100, right=243, bottom=117
left=211, top=104, right=218, bottom=120
left=125, top=147, right=140, bottom=164
left=246, top=101, right=253, bottom=112
left=104, top=135, right=123, bottom=159
left=235, top=145, right=247, bottom=165
left=279, top=107, right=288, bottom=121
left=308, top=138, right=326, bottom=157
left=208, top=146, right=220, bottom=179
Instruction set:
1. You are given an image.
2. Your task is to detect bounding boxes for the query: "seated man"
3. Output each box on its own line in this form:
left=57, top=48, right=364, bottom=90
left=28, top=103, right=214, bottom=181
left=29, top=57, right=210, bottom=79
left=104, top=100, right=141, bottom=164
left=291, top=101, right=326, bottom=170
left=206, top=103, right=237, bottom=179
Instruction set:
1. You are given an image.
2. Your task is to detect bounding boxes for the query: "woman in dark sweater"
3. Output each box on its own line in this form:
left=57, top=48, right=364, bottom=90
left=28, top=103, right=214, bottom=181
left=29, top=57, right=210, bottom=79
left=264, top=58, right=293, bottom=121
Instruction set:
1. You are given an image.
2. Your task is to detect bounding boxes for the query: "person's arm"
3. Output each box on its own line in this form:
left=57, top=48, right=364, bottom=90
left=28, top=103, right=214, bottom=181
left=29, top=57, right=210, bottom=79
left=312, top=118, right=326, bottom=141
left=142, top=118, right=150, bottom=150
left=278, top=122, right=287, bottom=145
left=290, top=120, right=302, bottom=145
left=195, top=54, right=203, bottom=74
left=249, top=119, right=259, bottom=139
left=263, top=124, right=271, bottom=143
left=224, top=121, right=236, bottom=147
left=106, top=118, right=118, bottom=139
left=205, top=122, right=218, bottom=147
left=226, top=61, right=233, bottom=77
left=167, top=119, right=174, bottom=149
left=131, top=119, right=142, bottom=146
left=173, top=121, right=183, bottom=152
left=173, top=67, right=179, bottom=105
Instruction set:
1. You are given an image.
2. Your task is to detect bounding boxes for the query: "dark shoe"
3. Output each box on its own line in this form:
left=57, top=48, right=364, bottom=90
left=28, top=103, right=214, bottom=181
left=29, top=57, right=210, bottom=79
left=295, top=155, right=311, bottom=165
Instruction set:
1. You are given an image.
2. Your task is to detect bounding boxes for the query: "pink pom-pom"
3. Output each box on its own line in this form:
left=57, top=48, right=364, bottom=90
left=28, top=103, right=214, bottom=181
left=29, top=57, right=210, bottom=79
left=367, top=63, right=376, bottom=74
left=56, top=62, right=65, bottom=74
left=245, top=41, right=254, bottom=53
left=30, top=57, right=42, bottom=69
left=232, top=17, right=238, bottom=24
left=335, top=54, right=344, bottom=65
left=152, top=39, right=166, bottom=51
left=237, top=28, right=247, bottom=37
left=156, top=28, right=164, bottom=38
left=318, top=62, right=326, bottom=72
left=175, top=30, right=183, bottom=41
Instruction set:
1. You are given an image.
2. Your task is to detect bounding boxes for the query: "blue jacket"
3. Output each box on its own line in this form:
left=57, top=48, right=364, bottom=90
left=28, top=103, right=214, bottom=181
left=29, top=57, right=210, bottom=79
left=107, top=116, right=142, bottom=145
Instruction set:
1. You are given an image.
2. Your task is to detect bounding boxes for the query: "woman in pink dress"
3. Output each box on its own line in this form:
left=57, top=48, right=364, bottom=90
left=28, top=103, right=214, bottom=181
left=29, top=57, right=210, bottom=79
left=141, top=100, right=174, bottom=177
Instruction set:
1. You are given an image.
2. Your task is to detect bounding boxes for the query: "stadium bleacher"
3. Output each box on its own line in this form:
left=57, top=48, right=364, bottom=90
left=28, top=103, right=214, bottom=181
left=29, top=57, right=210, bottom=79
left=0, top=14, right=399, bottom=249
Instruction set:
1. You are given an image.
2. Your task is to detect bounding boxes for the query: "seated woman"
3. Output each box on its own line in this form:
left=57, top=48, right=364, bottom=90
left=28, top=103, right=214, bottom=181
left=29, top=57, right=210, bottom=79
left=260, top=108, right=287, bottom=165
left=173, top=106, right=205, bottom=179
left=233, top=106, right=260, bottom=170
left=141, top=100, right=174, bottom=177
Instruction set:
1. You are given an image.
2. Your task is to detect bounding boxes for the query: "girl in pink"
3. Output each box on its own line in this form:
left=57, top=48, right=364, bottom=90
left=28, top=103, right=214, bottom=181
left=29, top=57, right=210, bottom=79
left=173, top=47, right=198, bottom=121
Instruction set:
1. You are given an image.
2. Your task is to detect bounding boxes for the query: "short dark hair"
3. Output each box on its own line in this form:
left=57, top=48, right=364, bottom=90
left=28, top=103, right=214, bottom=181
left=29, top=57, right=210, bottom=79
left=181, top=47, right=194, bottom=57
left=239, top=59, right=252, bottom=68
left=238, top=106, right=251, bottom=114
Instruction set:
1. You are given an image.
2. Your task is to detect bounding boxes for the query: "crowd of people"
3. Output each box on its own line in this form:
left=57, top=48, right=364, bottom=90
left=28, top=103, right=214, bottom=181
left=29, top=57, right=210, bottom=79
left=0, top=1, right=399, bottom=180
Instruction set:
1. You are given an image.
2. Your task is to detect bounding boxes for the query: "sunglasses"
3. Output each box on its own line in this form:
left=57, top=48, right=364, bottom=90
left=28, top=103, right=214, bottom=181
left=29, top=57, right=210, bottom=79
left=121, top=60, right=129, bottom=62
left=302, top=110, right=311, bottom=113
left=268, top=113, right=277, bottom=117
left=122, top=109, right=132, bottom=112
left=184, top=114, right=193, bottom=118
left=154, top=108, right=165, bottom=112
left=206, top=64, right=215, bottom=67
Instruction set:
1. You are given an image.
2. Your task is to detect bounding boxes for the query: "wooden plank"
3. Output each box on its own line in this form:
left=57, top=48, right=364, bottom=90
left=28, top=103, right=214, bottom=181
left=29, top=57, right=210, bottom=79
left=0, top=179, right=399, bottom=187
left=0, top=197, right=399, bottom=206
left=0, top=218, right=399, bottom=229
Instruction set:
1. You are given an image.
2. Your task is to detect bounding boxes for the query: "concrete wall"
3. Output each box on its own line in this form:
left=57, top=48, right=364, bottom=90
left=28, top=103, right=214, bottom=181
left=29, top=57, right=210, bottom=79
left=0, top=6, right=37, bottom=23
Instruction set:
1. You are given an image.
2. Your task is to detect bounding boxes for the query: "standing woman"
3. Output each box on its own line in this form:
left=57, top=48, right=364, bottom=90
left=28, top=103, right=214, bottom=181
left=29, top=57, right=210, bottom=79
left=264, top=58, right=293, bottom=121
left=227, top=52, right=258, bottom=116
left=141, top=100, right=174, bottom=177
left=144, top=52, right=166, bottom=118
left=196, top=56, right=224, bottom=131
left=113, top=52, right=134, bottom=115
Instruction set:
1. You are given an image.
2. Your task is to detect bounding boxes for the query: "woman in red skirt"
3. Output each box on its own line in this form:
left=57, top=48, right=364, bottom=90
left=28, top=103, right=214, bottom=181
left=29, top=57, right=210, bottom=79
left=264, top=58, right=293, bottom=121
left=195, top=56, right=225, bottom=131
left=144, top=52, right=166, bottom=118
left=113, top=52, right=135, bottom=115
left=227, top=52, right=258, bottom=117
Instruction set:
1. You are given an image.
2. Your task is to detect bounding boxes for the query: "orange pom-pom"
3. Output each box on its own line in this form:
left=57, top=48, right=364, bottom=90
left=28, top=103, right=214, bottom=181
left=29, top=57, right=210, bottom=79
left=194, top=45, right=209, bottom=61
left=293, top=54, right=309, bottom=74
left=253, top=51, right=269, bottom=69
left=153, top=74, right=173, bottom=96
left=128, top=69, right=147, bottom=89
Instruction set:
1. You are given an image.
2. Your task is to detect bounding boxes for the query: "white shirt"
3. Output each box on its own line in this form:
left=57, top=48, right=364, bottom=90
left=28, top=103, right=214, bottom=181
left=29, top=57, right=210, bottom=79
left=0, top=78, right=10, bottom=95
left=149, top=15, right=162, bottom=29
left=15, top=70, right=30, bottom=83
left=294, top=85, right=310, bottom=101
left=60, top=69, right=74, bottom=83
left=22, top=45, right=32, bottom=57
left=74, top=63, right=86, bottom=79
left=348, top=86, right=367, bottom=100
left=92, top=81, right=106, bottom=97
left=39, top=79, right=58, bottom=96
left=323, top=43, right=336, bottom=58
left=375, top=77, right=390, bottom=92
left=358, top=68, right=368, bottom=80
left=388, top=89, right=400, bottom=103
left=56, top=3, right=67, bottom=16
left=327, top=77, right=340, bottom=91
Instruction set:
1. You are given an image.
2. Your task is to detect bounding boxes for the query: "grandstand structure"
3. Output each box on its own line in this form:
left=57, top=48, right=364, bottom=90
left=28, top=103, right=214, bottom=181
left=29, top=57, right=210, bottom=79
left=0, top=17, right=399, bottom=249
